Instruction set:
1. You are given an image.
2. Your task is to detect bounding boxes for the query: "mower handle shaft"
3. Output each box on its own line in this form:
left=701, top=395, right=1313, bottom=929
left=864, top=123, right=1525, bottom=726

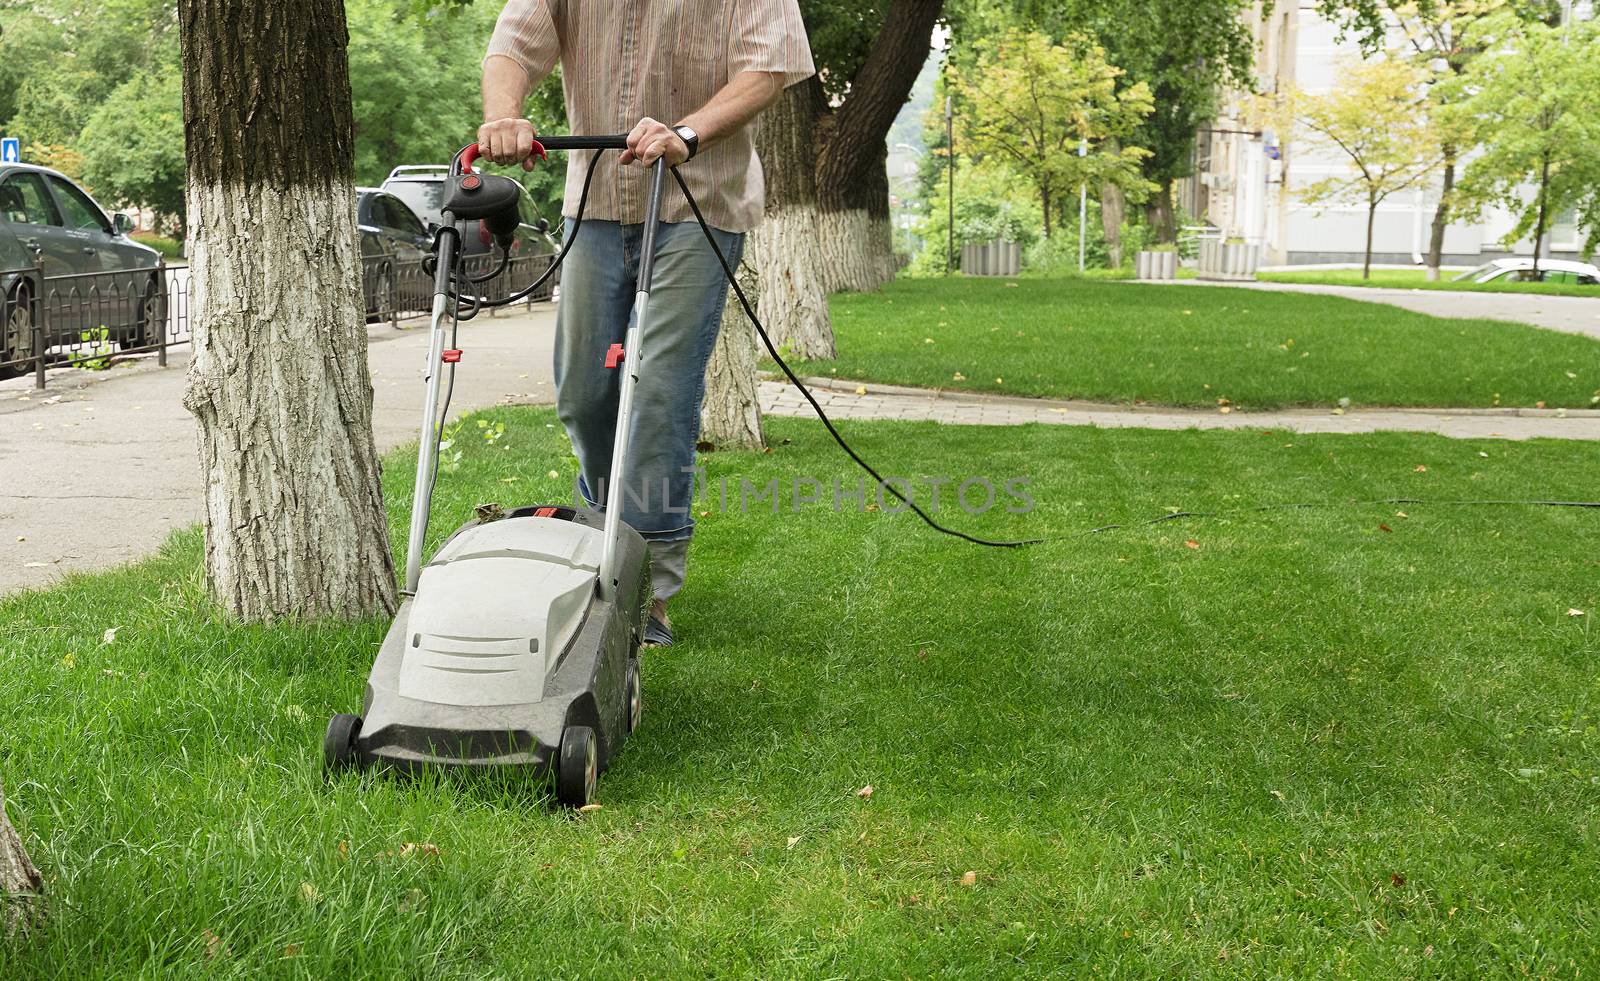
left=456, top=135, right=630, bottom=173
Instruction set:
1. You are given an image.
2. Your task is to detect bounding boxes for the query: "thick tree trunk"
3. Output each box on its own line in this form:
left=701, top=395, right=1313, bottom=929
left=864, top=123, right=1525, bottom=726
left=1145, top=184, right=1176, bottom=244
left=1100, top=181, right=1126, bottom=268
left=1426, top=151, right=1455, bottom=282
left=814, top=0, right=942, bottom=293
left=179, top=0, right=396, bottom=620
left=700, top=254, right=765, bottom=450
left=753, top=78, right=834, bottom=360
left=1, top=777, right=43, bottom=935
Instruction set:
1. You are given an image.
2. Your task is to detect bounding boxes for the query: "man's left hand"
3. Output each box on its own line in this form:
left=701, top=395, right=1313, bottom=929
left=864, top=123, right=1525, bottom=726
left=620, top=117, right=690, bottom=166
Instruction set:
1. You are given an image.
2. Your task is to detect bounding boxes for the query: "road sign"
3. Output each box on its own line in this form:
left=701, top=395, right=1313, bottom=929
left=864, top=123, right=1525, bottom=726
left=0, top=138, right=18, bottom=163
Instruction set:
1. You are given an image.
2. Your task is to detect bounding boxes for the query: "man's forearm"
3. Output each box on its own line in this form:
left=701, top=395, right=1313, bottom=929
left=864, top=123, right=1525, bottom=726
left=482, top=54, right=536, bottom=123
left=678, top=71, right=787, bottom=151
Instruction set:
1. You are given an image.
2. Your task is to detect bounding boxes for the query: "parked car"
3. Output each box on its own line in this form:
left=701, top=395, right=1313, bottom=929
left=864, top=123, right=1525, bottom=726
left=1451, top=257, right=1600, bottom=287
left=356, top=187, right=433, bottom=320
left=381, top=164, right=560, bottom=289
left=0, top=163, right=163, bottom=376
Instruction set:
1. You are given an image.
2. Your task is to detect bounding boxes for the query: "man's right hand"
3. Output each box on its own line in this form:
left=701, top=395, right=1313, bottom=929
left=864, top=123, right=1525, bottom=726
left=477, top=117, right=539, bottom=170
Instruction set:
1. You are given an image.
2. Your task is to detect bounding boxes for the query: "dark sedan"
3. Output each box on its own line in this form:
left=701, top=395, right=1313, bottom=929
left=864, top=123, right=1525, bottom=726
left=1, top=163, right=163, bottom=376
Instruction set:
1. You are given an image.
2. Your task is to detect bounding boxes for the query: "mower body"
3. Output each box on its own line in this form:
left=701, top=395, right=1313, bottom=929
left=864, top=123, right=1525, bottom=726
left=350, top=505, right=648, bottom=775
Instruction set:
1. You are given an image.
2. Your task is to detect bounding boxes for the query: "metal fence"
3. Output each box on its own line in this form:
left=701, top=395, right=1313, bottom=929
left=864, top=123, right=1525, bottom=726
left=1, top=250, right=556, bottom=389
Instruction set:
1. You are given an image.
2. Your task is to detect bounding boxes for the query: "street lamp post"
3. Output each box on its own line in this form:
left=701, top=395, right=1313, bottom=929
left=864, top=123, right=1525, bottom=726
left=1077, top=138, right=1088, bottom=273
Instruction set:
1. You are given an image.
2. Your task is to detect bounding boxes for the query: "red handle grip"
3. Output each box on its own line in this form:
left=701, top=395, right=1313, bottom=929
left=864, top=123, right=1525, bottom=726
left=457, top=139, right=547, bottom=173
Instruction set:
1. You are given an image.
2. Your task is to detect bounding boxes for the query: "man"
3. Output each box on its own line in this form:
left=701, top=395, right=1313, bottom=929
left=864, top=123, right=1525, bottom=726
left=479, top=1, right=813, bottom=647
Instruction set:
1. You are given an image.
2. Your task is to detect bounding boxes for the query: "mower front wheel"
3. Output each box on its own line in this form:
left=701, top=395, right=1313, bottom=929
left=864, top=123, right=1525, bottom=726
left=556, top=725, right=597, bottom=807
left=323, top=713, right=364, bottom=774
left=625, top=660, right=642, bottom=735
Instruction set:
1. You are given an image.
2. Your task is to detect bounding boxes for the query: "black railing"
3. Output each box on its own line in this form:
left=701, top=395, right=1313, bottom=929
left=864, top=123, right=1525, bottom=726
left=0, top=250, right=557, bottom=389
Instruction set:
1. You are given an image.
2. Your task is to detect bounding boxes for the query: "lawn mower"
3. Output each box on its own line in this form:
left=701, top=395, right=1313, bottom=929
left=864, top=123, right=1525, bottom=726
left=324, top=136, right=655, bottom=807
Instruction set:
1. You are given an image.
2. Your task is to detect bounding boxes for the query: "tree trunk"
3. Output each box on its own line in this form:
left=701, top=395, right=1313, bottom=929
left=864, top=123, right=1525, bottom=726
left=1426, top=150, right=1455, bottom=282
left=1364, top=194, right=1377, bottom=280
left=814, top=0, right=942, bottom=293
left=1, top=776, right=43, bottom=936
left=1531, top=152, right=1551, bottom=277
left=700, top=253, right=765, bottom=451
left=179, top=0, right=396, bottom=620
left=1145, top=183, right=1177, bottom=244
left=1100, top=181, right=1126, bottom=268
left=752, top=78, right=834, bottom=360
left=1040, top=186, right=1052, bottom=239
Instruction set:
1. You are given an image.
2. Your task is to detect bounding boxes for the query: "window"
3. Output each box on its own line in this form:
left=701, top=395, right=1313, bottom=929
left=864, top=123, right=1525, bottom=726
left=0, top=173, right=63, bottom=226
left=385, top=181, right=445, bottom=223
left=1541, top=270, right=1576, bottom=284
left=383, top=196, right=425, bottom=237
left=48, top=176, right=108, bottom=232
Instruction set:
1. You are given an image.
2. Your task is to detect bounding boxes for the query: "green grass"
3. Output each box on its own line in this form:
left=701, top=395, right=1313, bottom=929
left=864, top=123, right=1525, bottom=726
left=4, top=406, right=1600, bottom=975
left=129, top=232, right=183, bottom=260
left=1258, top=267, right=1600, bottom=298
left=791, top=278, right=1600, bottom=410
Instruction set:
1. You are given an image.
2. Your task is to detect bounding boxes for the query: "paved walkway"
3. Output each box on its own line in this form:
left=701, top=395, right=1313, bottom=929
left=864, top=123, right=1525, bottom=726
left=759, top=377, right=1600, bottom=441
left=1136, top=279, right=1600, bottom=341
left=0, top=308, right=559, bottom=596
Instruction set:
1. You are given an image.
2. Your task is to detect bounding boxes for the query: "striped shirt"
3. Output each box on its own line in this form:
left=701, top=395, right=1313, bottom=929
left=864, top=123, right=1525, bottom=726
left=485, top=0, right=815, bottom=232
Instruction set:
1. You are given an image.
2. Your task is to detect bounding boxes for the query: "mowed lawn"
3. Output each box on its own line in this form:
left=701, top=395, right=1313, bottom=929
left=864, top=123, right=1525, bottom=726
left=1259, top=267, right=1600, bottom=298
left=791, top=278, right=1600, bottom=409
left=3, top=406, right=1600, bottom=976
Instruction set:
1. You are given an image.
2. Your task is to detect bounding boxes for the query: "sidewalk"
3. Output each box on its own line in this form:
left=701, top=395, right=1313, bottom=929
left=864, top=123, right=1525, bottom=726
left=759, top=376, right=1600, bottom=441
left=0, top=308, right=558, bottom=595
left=1135, top=279, right=1600, bottom=341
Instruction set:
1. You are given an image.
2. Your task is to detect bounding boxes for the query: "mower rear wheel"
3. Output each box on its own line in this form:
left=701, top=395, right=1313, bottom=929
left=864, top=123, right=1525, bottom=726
left=556, top=725, right=597, bottom=807
left=323, top=713, right=363, bottom=773
left=625, top=660, right=642, bottom=734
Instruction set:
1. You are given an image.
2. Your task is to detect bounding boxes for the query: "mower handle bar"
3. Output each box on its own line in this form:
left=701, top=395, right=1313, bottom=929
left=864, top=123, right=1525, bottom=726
left=455, top=135, right=629, bottom=174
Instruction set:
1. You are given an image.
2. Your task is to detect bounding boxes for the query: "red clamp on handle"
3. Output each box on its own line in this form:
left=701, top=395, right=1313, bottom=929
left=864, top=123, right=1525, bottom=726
left=442, top=349, right=462, bottom=364
left=458, top=139, right=547, bottom=173
left=604, top=343, right=626, bottom=369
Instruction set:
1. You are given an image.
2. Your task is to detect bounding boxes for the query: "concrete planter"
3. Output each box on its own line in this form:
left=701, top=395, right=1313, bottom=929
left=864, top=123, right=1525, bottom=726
left=960, top=240, right=1021, bottom=277
left=1196, top=240, right=1261, bottom=281
left=1135, top=250, right=1177, bottom=280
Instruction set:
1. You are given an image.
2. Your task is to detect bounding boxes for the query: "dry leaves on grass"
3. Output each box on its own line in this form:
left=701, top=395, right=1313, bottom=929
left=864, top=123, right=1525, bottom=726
left=959, top=870, right=978, bottom=887
left=856, top=785, right=874, bottom=799
left=1184, top=539, right=1200, bottom=550
left=202, top=929, right=229, bottom=959
left=1568, top=609, right=1586, bottom=617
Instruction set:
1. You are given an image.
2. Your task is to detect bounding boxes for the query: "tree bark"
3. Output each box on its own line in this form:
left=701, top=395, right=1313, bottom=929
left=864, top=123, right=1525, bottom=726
left=1, top=776, right=43, bottom=936
left=1532, top=151, right=1551, bottom=277
left=1040, top=185, right=1052, bottom=240
left=752, top=78, right=834, bottom=360
left=1364, top=194, right=1377, bottom=280
left=179, top=0, right=396, bottom=620
left=1100, top=181, right=1126, bottom=268
left=1426, top=150, right=1455, bottom=282
left=700, top=254, right=765, bottom=451
left=814, top=0, right=942, bottom=293
left=1145, top=184, right=1177, bottom=244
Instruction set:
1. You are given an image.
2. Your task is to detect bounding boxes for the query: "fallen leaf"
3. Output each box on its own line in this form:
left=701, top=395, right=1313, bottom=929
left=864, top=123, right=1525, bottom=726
left=578, top=803, right=603, bottom=814
left=299, top=881, right=322, bottom=905
left=1379, top=524, right=1393, bottom=533
left=1390, top=873, right=1406, bottom=887
left=547, top=470, right=559, bottom=479
left=59, top=653, right=75, bottom=669
left=1184, top=539, right=1200, bottom=550
left=1413, top=465, right=1428, bottom=473
left=102, top=627, right=120, bottom=645
left=1395, top=511, right=1409, bottom=518
left=1568, top=609, right=1586, bottom=617
left=856, top=785, right=874, bottom=799
left=1478, top=451, right=1489, bottom=458
left=960, top=870, right=978, bottom=887
left=854, top=385, right=867, bottom=395
left=337, top=840, right=349, bottom=859
left=398, top=842, right=441, bottom=857
left=282, top=943, right=302, bottom=958
left=787, top=835, right=802, bottom=850
left=202, top=929, right=228, bottom=959
left=1536, top=401, right=1546, bottom=409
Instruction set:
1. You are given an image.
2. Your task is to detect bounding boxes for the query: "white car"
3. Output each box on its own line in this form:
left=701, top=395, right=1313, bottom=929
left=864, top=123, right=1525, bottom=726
left=1451, top=257, right=1600, bottom=286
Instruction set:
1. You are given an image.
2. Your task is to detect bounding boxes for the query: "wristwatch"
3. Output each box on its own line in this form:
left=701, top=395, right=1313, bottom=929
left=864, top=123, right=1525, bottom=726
left=672, top=124, right=700, bottom=160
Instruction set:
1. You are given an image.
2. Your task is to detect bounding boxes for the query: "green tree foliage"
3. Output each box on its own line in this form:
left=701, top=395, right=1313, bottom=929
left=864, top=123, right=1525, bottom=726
left=78, top=68, right=186, bottom=235
left=1449, top=13, right=1600, bottom=265
left=948, top=29, right=1152, bottom=237
left=1288, top=58, right=1441, bottom=278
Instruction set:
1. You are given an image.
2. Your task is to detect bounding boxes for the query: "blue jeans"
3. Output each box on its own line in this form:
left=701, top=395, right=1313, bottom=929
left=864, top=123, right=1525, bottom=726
left=554, top=219, right=744, bottom=600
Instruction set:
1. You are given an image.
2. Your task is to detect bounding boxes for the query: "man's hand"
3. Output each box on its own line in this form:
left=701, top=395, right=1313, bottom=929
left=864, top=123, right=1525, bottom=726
left=619, top=117, right=689, bottom=167
left=477, top=117, right=540, bottom=170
